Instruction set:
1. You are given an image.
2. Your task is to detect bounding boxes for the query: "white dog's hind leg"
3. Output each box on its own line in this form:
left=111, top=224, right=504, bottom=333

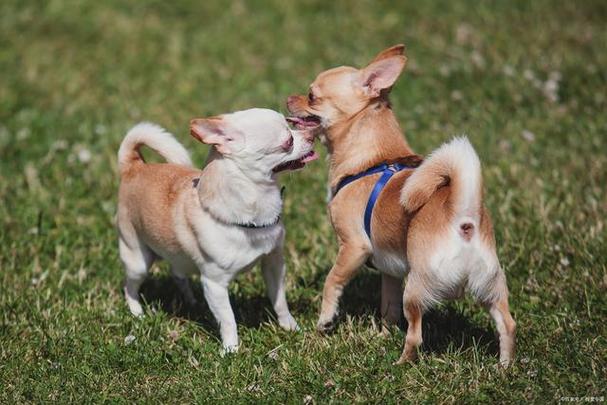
left=261, top=249, right=299, bottom=331
left=119, top=238, right=154, bottom=317
left=201, top=277, right=239, bottom=353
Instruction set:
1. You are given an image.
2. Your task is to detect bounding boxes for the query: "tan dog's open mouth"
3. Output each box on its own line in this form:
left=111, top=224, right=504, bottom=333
left=273, top=150, right=318, bottom=173
left=286, top=115, right=321, bottom=130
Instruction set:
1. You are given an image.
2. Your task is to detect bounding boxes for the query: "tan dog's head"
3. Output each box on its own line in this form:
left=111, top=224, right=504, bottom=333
left=286, top=45, right=407, bottom=140
left=190, top=108, right=318, bottom=176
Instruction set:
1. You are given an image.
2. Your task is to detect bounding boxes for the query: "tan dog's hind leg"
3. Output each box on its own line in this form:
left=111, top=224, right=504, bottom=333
left=381, top=274, right=404, bottom=333
left=317, top=243, right=370, bottom=332
left=395, top=277, right=424, bottom=364
left=487, top=294, right=516, bottom=367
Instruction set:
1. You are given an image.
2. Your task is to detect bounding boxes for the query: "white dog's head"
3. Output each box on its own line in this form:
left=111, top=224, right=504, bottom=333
left=190, top=108, right=318, bottom=177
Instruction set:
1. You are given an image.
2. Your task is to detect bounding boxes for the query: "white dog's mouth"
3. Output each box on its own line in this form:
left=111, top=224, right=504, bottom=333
left=273, top=150, right=318, bottom=173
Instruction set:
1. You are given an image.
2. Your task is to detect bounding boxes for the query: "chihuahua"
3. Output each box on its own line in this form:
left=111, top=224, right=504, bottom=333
left=287, top=45, right=515, bottom=365
left=117, top=108, right=318, bottom=353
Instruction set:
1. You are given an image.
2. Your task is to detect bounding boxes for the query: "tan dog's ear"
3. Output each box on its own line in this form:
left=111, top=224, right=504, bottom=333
left=370, top=44, right=406, bottom=64
left=190, top=116, right=235, bottom=155
left=359, top=55, right=406, bottom=97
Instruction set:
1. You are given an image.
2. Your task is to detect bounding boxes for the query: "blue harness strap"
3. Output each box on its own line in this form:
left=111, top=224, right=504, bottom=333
left=333, top=162, right=412, bottom=238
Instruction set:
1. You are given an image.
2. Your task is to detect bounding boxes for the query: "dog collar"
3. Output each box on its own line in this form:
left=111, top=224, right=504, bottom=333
left=192, top=178, right=283, bottom=230
left=235, top=216, right=281, bottom=229
left=332, top=160, right=418, bottom=238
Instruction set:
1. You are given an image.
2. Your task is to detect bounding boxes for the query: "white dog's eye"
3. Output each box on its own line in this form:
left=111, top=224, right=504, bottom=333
left=282, top=135, right=293, bottom=151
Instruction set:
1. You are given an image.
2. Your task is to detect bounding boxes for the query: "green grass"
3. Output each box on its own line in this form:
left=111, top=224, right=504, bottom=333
left=1, top=0, right=606, bottom=402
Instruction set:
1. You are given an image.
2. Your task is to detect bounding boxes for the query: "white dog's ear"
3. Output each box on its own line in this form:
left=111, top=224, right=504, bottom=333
left=190, top=116, right=237, bottom=155
left=369, top=44, right=406, bottom=64
left=359, top=55, right=406, bottom=98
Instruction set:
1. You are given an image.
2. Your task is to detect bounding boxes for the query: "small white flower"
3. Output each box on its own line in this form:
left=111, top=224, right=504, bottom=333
left=17, top=128, right=31, bottom=140
left=77, top=148, right=92, bottom=163
left=543, top=79, right=559, bottom=103
left=502, top=65, right=515, bottom=77
left=560, top=257, right=570, bottom=267
left=303, top=395, right=314, bottom=405
left=471, top=51, right=485, bottom=69
left=455, top=23, right=473, bottom=44
left=521, top=130, right=536, bottom=142
left=51, top=140, right=68, bottom=150
left=523, top=69, right=535, bottom=81
left=548, top=71, right=562, bottom=82
left=498, top=140, right=512, bottom=152
left=168, top=330, right=179, bottom=341
left=124, top=334, right=136, bottom=345
left=94, top=124, right=107, bottom=135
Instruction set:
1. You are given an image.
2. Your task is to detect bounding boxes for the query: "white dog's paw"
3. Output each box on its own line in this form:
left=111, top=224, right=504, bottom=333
left=278, top=314, right=300, bottom=332
left=124, top=290, right=144, bottom=317
left=220, top=344, right=240, bottom=357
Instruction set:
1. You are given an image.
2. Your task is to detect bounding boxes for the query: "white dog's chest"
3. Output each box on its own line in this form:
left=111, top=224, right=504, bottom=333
left=184, top=212, right=283, bottom=273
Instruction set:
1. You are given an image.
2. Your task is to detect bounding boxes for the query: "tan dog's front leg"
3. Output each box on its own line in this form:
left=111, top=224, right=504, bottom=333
left=381, top=274, right=403, bottom=333
left=317, top=243, right=370, bottom=332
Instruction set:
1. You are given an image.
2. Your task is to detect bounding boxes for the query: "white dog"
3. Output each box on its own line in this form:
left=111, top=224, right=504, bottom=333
left=116, top=108, right=318, bottom=352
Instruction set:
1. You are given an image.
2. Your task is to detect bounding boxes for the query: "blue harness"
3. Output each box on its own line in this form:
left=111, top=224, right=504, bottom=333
left=333, top=162, right=415, bottom=238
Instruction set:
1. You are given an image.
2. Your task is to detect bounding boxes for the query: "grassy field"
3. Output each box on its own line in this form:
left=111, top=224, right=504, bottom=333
left=1, top=0, right=606, bottom=402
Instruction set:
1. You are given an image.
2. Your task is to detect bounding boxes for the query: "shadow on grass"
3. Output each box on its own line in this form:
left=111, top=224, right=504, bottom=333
left=330, top=269, right=499, bottom=357
left=139, top=274, right=312, bottom=332
left=139, top=270, right=498, bottom=357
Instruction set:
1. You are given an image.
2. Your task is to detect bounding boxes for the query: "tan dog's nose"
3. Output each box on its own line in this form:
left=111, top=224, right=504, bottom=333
left=286, top=95, right=301, bottom=112
left=303, top=128, right=316, bottom=142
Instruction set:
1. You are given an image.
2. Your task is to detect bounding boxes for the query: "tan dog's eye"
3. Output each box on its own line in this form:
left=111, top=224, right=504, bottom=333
left=308, top=91, right=316, bottom=104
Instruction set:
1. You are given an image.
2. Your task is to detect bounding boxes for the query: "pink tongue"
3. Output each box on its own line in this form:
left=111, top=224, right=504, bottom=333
left=301, top=151, right=318, bottom=163
left=287, top=116, right=319, bottom=129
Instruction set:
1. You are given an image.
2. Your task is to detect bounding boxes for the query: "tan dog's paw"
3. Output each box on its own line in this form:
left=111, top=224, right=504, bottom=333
left=316, top=313, right=340, bottom=334
left=393, top=349, right=417, bottom=365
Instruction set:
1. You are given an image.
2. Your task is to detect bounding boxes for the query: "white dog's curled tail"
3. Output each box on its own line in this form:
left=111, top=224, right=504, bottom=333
left=118, top=122, right=192, bottom=173
left=401, top=137, right=482, bottom=238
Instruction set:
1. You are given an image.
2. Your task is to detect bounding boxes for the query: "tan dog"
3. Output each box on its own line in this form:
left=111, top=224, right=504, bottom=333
left=287, top=45, right=515, bottom=365
left=117, top=108, right=318, bottom=353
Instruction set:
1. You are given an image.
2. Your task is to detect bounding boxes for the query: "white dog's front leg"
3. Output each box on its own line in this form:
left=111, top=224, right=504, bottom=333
left=201, top=277, right=239, bottom=353
left=261, top=249, right=299, bottom=331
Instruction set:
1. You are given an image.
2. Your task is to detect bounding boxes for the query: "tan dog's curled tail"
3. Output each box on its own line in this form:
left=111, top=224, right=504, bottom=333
left=400, top=137, right=482, bottom=230
left=118, top=122, right=193, bottom=173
